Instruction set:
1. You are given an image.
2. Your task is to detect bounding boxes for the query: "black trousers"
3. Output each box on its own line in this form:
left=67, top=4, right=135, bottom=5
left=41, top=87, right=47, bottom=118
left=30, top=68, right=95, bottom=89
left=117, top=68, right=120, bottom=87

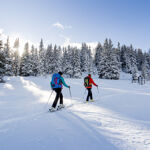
left=52, top=88, right=63, bottom=108
left=86, top=88, right=93, bottom=101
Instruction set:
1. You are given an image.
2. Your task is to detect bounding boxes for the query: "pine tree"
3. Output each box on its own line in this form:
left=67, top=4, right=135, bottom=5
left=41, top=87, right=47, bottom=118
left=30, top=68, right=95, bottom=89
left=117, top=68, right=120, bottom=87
left=4, top=37, right=13, bottom=76
left=29, top=45, right=39, bottom=76
left=98, top=39, right=120, bottom=79
left=38, top=39, right=46, bottom=75
left=34, top=48, right=39, bottom=76
left=109, top=50, right=120, bottom=79
left=72, top=48, right=81, bottom=78
left=141, top=55, right=150, bottom=80
left=53, top=45, right=62, bottom=73
left=94, top=43, right=103, bottom=75
left=12, top=49, right=20, bottom=76
left=80, top=43, right=89, bottom=72
left=62, top=46, right=73, bottom=77
left=144, top=52, right=150, bottom=80
left=129, top=45, right=138, bottom=73
left=94, top=42, right=103, bottom=67
left=136, top=48, right=144, bottom=71
left=121, top=45, right=132, bottom=73
left=87, top=47, right=93, bottom=74
left=0, top=40, right=5, bottom=82
left=12, top=38, right=20, bottom=76
left=20, top=42, right=30, bottom=76
left=45, top=44, right=55, bottom=74
left=115, top=42, right=121, bottom=69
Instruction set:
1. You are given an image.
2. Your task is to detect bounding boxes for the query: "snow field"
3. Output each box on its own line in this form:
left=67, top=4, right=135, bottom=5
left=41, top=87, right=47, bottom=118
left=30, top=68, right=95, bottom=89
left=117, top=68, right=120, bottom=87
left=0, top=76, right=150, bottom=150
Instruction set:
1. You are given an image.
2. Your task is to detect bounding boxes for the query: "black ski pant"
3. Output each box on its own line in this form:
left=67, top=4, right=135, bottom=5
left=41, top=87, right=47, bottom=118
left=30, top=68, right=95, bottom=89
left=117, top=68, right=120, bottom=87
left=52, top=88, right=63, bottom=108
left=86, top=88, right=93, bottom=101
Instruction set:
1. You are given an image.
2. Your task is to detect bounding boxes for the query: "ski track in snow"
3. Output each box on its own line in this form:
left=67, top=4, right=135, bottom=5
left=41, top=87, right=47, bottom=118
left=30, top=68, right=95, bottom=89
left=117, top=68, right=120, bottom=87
left=0, top=77, right=150, bottom=150
left=70, top=103, right=150, bottom=150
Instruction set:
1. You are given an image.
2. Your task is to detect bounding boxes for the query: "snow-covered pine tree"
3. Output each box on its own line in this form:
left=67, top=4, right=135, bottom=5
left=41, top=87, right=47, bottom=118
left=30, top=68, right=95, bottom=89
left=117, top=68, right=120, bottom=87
left=109, top=50, right=120, bottom=79
left=94, top=42, right=103, bottom=75
left=45, top=44, right=54, bottom=74
left=129, top=45, right=138, bottom=74
left=33, top=48, right=39, bottom=76
left=98, top=39, right=109, bottom=78
left=62, top=48, right=67, bottom=73
left=80, top=43, right=89, bottom=73
left=94, top=42, right=103, bottom=67
left=72, top=48, right=81, bottom=78
left=97, top=50, right=107, bottom=78
left=38, top=39, right=46, bottom=75
left=29, top=45, right=39, bottom=76
left=12, top=49, right=20, bottom=76
left=0, top=40, right=5, bottom=82
left=12, top=38, right=20, bottom=76
left=107, top=39, right=120, bottom=79
left=87, top=46, right=94, bottom=74
left=144, top=51, right=150, bottom=80
left=62, top=46, right=73, bottom=77
left=4, top=37, right=13, bottom=76
left=98, top=39, right=120, bottom=79
left=114, top=42, right=121, bottom=70
left=141, top=54, right=150, bottom=80
left=20, top=42, right=30, bottom=76
left=136, top=48, right=144, bottom=71
left=53, top=45, right=62, bottom=73
left=121, top=45, right=132, bottom=73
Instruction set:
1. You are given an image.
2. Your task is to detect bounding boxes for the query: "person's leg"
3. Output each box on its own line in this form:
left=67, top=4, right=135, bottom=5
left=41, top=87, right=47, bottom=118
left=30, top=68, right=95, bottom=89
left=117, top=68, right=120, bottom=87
left=89, top=88, right=93, bottom=100
left=59, top=90, right=63, bottom=104
left=52, top=88, right=61, bottom=108
left=86, top=88, right=90, bottom=101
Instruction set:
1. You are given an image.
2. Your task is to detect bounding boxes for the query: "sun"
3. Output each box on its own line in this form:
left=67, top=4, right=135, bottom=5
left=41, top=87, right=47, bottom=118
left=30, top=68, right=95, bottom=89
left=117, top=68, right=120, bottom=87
left=9, top=34, right=36, bottom=56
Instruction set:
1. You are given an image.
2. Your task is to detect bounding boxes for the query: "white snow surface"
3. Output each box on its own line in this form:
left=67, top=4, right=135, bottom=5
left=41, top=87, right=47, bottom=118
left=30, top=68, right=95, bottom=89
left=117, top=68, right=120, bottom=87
left=0, top=76, right=150, bottom=150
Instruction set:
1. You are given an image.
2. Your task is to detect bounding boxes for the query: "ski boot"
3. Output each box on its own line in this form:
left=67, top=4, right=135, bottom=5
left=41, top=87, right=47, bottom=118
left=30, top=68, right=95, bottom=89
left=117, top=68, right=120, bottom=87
left=90, top=99, right=94, bottom=102
left=57, top=104, right=65, bottom=110
left=49, top=107, right=55, bottom=112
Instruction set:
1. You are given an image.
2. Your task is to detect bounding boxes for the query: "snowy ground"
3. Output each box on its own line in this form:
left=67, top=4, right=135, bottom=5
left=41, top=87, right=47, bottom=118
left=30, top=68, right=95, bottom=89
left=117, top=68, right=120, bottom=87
left=0, top=76, right=150, bottom=150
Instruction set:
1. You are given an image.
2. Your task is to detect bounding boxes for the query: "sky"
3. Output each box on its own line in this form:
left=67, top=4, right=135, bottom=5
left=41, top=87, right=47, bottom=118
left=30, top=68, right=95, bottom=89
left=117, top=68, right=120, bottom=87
left=0, top=0, right=150, bottom=54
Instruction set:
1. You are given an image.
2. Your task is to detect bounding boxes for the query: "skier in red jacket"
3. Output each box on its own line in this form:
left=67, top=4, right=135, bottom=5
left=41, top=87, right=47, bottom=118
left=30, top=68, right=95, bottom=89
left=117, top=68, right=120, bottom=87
left=84, top=74, right=98, bottom=102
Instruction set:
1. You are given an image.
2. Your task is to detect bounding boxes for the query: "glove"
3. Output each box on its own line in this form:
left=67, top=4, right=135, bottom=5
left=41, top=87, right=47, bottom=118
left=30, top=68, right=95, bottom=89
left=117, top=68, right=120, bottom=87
left=96, top=85, right=98, bottom=87
left=68, top=86, right=70, bottom=88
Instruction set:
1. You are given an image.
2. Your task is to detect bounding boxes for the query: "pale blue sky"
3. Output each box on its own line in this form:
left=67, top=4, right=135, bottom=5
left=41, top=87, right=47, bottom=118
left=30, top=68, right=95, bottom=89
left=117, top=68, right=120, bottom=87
left=0, top=0, right=150, bottom=51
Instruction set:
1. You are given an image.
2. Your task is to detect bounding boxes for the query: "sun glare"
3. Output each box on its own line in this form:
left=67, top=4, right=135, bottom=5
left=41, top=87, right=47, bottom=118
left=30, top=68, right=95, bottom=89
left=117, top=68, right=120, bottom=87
left=9, top=34, right=37, bottom=56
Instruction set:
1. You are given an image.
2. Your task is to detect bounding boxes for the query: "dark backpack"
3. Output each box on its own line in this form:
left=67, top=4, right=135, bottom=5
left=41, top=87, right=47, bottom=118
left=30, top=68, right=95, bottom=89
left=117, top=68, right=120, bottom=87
left=84, top=77, right=90, bottom=87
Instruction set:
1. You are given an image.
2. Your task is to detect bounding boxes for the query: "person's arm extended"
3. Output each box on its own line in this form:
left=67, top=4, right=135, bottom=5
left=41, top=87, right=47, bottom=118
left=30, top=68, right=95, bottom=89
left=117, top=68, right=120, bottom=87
left=91, top=78, right=97, bottom=86
left=61, top=77, right=70, bottom=88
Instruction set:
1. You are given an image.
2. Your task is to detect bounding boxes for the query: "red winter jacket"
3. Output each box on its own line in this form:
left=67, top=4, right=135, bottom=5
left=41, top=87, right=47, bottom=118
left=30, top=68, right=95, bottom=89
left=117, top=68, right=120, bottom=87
left=85, top=75, right=97, bottom=88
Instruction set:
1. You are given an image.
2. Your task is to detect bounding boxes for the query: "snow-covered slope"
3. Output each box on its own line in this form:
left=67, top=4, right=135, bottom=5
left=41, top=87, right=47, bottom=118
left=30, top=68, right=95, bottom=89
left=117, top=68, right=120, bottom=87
left=0, top=76, right=150, bottom=150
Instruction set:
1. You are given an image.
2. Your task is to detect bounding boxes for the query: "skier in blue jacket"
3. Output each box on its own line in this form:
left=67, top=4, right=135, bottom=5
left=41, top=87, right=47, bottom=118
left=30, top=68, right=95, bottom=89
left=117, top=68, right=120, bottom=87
left=50, top=72, right=70, bottom=111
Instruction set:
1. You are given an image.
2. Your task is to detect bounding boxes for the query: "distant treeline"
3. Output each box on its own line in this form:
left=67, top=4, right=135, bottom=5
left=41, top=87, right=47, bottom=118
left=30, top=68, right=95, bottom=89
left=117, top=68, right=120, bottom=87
left=0, top=38, right=150, bottom=82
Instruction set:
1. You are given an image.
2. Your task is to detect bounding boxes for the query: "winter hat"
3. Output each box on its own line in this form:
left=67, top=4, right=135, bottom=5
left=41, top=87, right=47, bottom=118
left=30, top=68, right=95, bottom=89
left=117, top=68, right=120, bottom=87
left=58, top=72, right=63, bottom=75
left=88, top=74, right=91, bottom=77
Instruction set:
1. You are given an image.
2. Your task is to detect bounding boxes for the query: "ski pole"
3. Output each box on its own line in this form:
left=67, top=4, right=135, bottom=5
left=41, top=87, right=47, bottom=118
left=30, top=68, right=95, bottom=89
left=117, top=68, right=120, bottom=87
left=44, top=90, right=53, bottom=109
left=69, top=87, right=72, bottom=98
left=82, top=89, right=86, bottom=100
left=69, top=87, right=73, bottom=105
left=97, top=86, right=100, bottom=94
left=97, top=86, right=102, bottom=100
